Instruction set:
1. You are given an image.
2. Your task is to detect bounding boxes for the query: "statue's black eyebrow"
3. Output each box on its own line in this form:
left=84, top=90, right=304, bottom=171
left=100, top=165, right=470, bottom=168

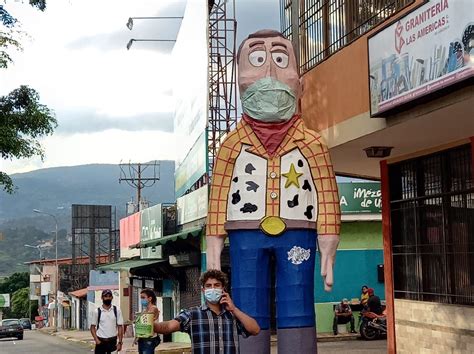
left=248, top=40, right=265, bottom=48
left=271, top=42, right=287, bottom=49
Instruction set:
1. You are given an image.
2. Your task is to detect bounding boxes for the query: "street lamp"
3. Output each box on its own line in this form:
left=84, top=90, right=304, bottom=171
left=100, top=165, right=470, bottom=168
left=33, top=209, right=59, bottom=332
left=126, top=38, right=176, bottom=50
left=126, top=16, right=183, bottom=31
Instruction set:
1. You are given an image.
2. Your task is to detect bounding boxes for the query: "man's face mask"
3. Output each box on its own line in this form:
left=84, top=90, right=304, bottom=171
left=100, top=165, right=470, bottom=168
left=103, top=298, right=112, bottom=306
left=204, top=288, right=223, bottom=304
left=241, top=77, right=296, bottom=122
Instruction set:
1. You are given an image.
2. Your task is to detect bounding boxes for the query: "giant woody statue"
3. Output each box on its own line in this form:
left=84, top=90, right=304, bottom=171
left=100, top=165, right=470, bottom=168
left=206, top=29, right=341, bottom=354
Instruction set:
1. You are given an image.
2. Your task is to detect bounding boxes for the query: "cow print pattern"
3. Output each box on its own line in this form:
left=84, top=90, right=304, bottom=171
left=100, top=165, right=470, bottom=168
left=240, top=203, right=258, bottom=213
left=245, top=181, right=259, bottom=192
left=245, top=163, right=256, bottom=175
left=287, top=194, right=299, bottom=208
left=304, top=205, right=314, bottom=220
left=231, top=190, right=241, bottom=205
left=302, top=180, right=312, bottom=192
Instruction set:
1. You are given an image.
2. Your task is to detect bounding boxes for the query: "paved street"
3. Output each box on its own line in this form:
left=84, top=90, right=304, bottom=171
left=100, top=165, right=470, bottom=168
left=0, top=329, right=386, bottom=353
left=0, top=330, right=91, bottom=354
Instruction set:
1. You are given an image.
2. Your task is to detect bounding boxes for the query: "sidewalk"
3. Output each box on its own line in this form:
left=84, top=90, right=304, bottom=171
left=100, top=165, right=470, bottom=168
left=38, top=328, right=192, bottom=353
left=38, top=328, right=358, bottom=353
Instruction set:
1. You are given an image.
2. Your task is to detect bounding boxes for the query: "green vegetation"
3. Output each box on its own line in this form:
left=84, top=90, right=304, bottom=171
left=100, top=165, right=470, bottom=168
left=0, top=272, right=28, bottom=293
left=0, top=226, right=69, bottom=276
left=0, top=273, right=29, bottom=318
left=1, top=1, right=56, bottom=194
left=10, top=287, right=29, bottom=318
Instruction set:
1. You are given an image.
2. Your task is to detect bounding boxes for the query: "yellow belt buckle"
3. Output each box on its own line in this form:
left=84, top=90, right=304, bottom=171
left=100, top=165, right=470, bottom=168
left=260, top=216, right=286, bottom=236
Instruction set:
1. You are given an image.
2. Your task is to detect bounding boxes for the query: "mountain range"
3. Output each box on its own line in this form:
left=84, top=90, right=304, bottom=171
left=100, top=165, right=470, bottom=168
left=0, top=161, right=175, bottom=276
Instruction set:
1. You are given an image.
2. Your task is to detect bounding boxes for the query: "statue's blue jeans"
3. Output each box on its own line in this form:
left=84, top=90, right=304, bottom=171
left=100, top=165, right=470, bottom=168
left=228, top=229, right=318, bottom=354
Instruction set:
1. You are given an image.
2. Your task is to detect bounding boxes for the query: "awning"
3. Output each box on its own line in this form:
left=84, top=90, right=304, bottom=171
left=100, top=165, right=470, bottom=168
left=69, top=288, right=88, bottom=298
left=130, top=226, right=203, bottom=249
left=97, top=259, right=166, bottom=271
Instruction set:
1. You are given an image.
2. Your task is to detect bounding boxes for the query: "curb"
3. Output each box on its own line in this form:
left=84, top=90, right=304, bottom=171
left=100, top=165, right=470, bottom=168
left=40, top=330, right=94, bottom=348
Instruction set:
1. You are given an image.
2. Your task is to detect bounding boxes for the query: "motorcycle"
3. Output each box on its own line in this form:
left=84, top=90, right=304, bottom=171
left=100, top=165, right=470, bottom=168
left=359, top=311, right=387, bottom=340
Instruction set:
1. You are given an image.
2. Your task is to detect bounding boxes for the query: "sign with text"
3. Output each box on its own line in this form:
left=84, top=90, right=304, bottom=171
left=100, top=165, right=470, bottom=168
left=175, top=132, right=207, bottom=198
left=369, top=0, right=474, bottom=116
left=141, top=204, right=163, bottom=259
left=0, top=294, right=10, bottom=308
left=338, top=183, right=381, bottom=214
left=177, top=186, right=208, bottom=226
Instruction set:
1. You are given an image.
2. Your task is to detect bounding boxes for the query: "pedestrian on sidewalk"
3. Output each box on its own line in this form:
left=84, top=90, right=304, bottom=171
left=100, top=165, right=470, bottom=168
left=134, top=288, right=161, bottom=354
left=90, top=289, right=124, bottom=354
left=153, top=269, right=260, bottom=354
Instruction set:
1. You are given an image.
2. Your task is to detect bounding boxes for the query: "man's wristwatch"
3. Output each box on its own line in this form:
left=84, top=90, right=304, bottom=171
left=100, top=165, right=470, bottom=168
left=118, top=342, right=123, bottom=344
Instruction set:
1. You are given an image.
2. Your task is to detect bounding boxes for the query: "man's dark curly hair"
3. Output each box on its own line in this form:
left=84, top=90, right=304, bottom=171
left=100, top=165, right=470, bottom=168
left=200, top=269, right=229, bottom=290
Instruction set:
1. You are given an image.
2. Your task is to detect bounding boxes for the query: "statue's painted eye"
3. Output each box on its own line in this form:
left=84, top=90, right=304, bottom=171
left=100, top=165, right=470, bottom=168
left=272, top=52, right=289, bottom=68
left=249, top=50, right=266, bottom=67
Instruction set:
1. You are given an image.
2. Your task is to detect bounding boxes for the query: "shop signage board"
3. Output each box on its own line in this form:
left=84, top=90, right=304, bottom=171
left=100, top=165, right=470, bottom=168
left=176, top=186, right=208, bottom=226
left=369, top=0, right=474, bottom=116
left=140, top=204, right=163, bottom=259
left=338, top=182, right=381, bottom=214
left=175, top=132, right=208, bottom=198
left=119, top=212, right=140, bottom=259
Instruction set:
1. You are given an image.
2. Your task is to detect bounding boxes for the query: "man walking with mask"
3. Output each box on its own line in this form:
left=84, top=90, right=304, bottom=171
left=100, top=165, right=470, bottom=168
left=206, top=29, right=341, bottom=354
left=153, top=270, right=260, bottom=353
left=90, top=289, right=124, bottom=354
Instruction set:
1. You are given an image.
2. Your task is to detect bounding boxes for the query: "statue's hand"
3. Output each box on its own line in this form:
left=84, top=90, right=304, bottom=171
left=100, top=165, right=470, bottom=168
left=206, top=235, right=225, bottom=270
left=318, top=234, right=340, bottom=292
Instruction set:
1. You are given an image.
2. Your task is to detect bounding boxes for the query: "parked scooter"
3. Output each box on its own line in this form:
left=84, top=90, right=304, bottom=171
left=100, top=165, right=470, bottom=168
left=359, top=311, right=387, bottom=340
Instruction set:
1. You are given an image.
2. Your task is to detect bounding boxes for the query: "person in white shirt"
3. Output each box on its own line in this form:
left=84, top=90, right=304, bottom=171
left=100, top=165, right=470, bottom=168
left=90, top=289, right=124, bottom=354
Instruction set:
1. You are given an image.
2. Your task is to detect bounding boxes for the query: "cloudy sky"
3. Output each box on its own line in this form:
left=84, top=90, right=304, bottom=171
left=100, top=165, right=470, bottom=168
left=0, top=0, right=279, bottom=174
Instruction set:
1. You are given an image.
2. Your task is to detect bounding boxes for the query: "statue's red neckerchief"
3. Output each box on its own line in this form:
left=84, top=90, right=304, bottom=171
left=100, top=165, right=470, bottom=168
left=242, top=114, right=300, bottom=156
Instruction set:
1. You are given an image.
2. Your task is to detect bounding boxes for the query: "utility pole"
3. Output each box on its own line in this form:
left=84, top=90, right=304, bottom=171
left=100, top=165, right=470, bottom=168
left=119, top=162, right=160, bottom=212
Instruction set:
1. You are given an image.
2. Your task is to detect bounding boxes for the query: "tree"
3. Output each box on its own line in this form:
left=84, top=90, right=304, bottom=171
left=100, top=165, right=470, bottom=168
left=0, top=273, right=29, bottom=318
left=10, top=287, right=29, bottom=318
left=1, top=1, right=46, bottom=68
left=1, top=1, right=56, bottom=194
left=0, top=272, right=29, bottom=294
left=0, top=86, right=57, bottom=193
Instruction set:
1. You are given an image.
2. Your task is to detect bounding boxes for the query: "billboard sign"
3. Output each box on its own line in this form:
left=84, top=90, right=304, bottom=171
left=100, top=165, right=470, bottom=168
left=119, top=213, right=140, bottom=259
left=141, top=204, right=163, bottom=259
left=177, top=185, right=208, bottom=226
left=175, top=132, right=208, bottom=198
left=338, top=182, right=381, bottom=214
left=173, top=0, right=209, bottom=165
left=369, top=0, right=474, bottom=116
left=0, top=294, right=10, bottom=308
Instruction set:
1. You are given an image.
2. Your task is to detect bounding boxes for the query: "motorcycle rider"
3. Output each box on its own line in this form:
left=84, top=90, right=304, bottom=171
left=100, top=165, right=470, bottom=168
left=367, top=288, right=383, bottom=315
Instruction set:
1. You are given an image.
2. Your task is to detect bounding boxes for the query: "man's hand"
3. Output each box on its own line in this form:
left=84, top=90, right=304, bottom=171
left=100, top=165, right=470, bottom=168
left=318, top=234, right=339, bottom=292
left=206, top=236, right=225, bottom=270
left=220, top=291, right=236, bottom=312
left=94, top=338, right=101, bottom=345
left=117, top=342, right=122, bottom=352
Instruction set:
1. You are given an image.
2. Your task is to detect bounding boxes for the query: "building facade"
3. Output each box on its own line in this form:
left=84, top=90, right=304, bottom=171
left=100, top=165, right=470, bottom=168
left=280, top=0, right=473, bottom=352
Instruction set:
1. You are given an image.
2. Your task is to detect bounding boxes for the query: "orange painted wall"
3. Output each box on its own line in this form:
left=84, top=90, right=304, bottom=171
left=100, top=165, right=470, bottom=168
left=301, top=0, right=424, bottom=133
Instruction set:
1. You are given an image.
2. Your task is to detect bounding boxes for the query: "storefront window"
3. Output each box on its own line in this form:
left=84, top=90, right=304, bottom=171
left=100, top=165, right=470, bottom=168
left=389, top=144, right=474, bottom=305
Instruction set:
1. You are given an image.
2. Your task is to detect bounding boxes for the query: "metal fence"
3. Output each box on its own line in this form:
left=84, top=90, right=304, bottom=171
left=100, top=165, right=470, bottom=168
left=389, top=144, right=474, bottom=306
left=280, top=0, right=413, bottom=72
